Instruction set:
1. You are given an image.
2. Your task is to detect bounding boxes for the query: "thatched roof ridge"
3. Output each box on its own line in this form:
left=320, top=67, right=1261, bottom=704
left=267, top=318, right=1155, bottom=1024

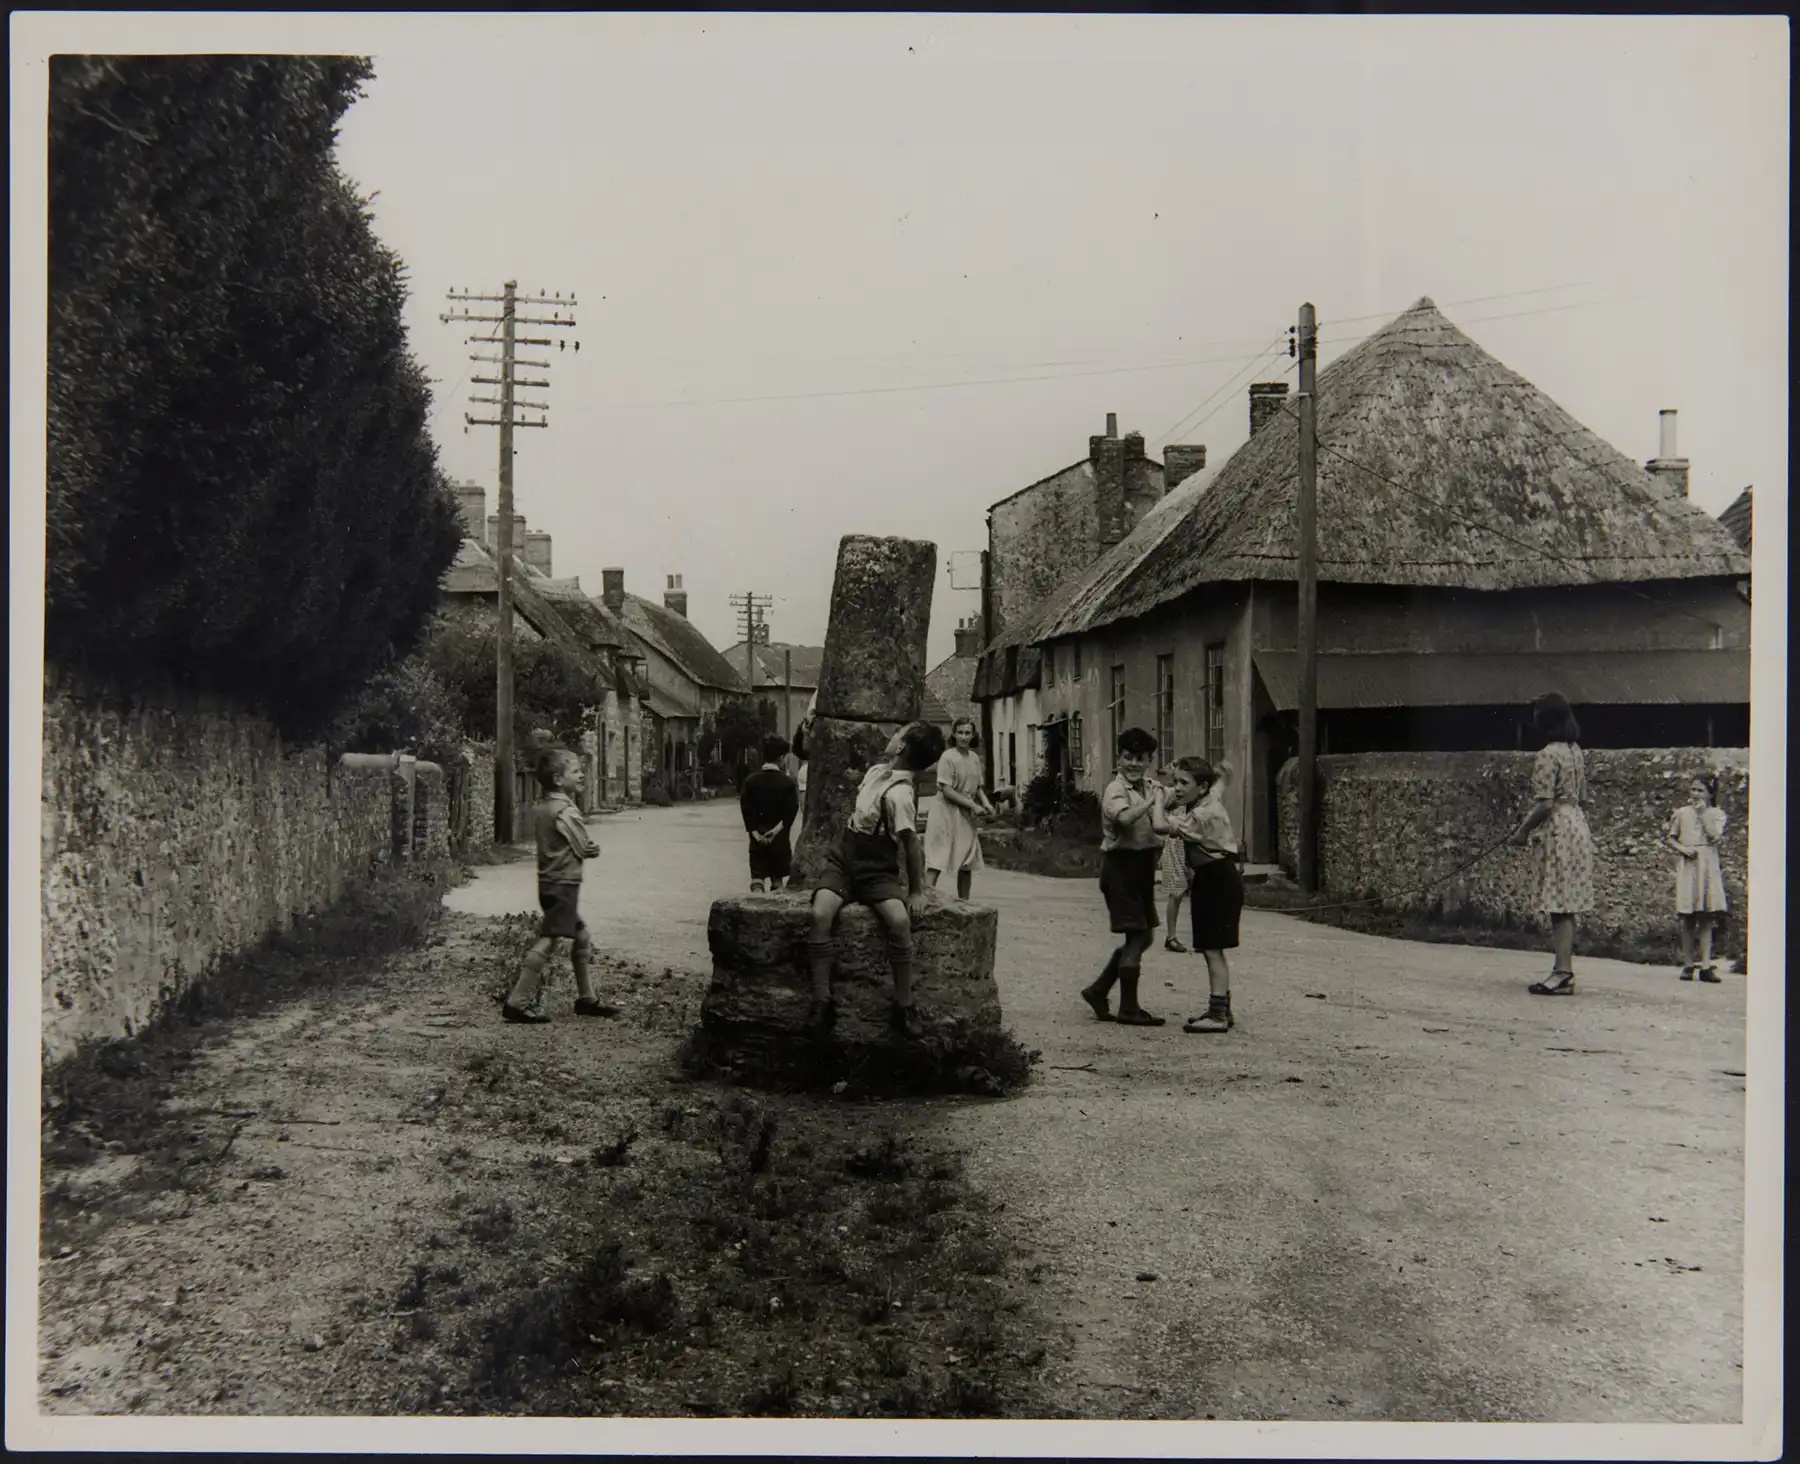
left=532, top=574, right=631, bottom=651
left=1078, top=299, right=1749, bottom=633
left=442, top=541, right=611, bottom=685
left=1718, top=487, right=1752, bottom=554
left=615, top=594, right=748, bottom=693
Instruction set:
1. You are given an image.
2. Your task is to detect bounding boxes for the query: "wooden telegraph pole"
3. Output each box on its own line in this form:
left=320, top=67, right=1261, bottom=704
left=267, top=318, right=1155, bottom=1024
left=1295, top=302, right=1321, bottom=893
left=442, top=282, right=578, bottom=840
left=729, top=590, right=773, bottom=763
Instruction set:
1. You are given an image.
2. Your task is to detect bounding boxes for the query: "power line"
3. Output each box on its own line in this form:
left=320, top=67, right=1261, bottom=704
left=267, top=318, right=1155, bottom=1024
left=1149, top=333, right=1289, bottom=449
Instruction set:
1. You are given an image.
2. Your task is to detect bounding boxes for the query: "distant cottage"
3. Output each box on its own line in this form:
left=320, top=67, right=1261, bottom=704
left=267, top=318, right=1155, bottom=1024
left=974, top=298, right=1751, bottom=863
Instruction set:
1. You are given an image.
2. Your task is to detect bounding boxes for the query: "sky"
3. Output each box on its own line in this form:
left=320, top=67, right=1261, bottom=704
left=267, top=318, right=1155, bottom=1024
left=317, top=15, right=1789, bottom=669
left=315, top=15, right=1790, bottom=670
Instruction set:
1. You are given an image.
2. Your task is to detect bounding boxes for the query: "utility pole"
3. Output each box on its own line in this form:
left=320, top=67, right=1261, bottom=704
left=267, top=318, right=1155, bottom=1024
left=442, top=282, right=578, bottom=840
left=729, top=591, right=774, bottom=760
left=1295, top=302, right=1320, bottom=893
left=782, top=646, right=793, bottom=744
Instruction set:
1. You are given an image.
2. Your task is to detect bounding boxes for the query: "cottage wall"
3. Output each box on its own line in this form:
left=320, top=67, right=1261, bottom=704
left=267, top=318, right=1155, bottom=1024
left=1037, top=588, right=1255, bottom=836
left=987, top=468, right=1101, bottom=643
left=1252, top=580, right=1749, bottom=654
left=40, top=673, right=406, bottom=1063
left=987, top=688, right=1042, bottom=792
left=1276, top=748, right=1750, bottom=956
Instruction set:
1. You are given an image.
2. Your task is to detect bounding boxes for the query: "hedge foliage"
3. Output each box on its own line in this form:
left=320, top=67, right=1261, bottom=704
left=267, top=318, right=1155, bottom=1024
left=46, top=56, right=461, bottom=735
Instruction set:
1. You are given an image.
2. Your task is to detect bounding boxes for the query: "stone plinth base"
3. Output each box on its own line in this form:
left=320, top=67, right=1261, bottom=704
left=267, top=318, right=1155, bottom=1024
left=701, top=889, right=1000, bottom=1050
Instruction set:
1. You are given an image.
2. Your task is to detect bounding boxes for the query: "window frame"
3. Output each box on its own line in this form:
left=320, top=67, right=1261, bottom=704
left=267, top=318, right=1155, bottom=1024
left=1204, top=641, right=1227, bottom=765
left=1110, top=663, right=1127, bottom=751
left=1155, top=653, right=1175, bottom=757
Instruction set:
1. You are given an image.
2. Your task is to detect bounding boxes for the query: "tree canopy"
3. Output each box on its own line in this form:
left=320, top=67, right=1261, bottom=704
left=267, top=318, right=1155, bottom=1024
left=46, top=56, right=461, bottom=735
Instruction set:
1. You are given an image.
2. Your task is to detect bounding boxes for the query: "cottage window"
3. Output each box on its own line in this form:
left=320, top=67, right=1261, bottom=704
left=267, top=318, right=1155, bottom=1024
left=1155, top=654, right=1175, bottom=757
left=1204, top=642, right=1226, bottom=765
left=1008, top=732, right=1017, bottom=787
left=1069, top=713, right=1084, bottom=776
left=1110, top=665, right=1127, bottom=750
left=1070, top=639, right=1083, bottom=682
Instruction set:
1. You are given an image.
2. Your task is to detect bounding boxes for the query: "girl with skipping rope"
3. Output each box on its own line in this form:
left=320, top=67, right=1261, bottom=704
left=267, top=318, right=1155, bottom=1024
left=1509, top=692, right=1595, bottom=997
left=1153, top=757, right=1244, bottom=1033
left=1668, top=774, right=1729, bottom=983
left=925, top=716, right=996, bottom=900
left=805, top=719, right=947, bottom=1042
left=1080, top=726, right=1167, bottom=1028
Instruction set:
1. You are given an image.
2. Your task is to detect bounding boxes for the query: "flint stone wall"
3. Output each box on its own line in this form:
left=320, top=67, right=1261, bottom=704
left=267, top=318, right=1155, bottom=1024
left=812, top=536, right=935, bottom=723
left=1277, top=748, right=1750, bottom=955
left=702, top=890, right=1000, bottom=1047
left=40, top=672, right=407, bottom=1063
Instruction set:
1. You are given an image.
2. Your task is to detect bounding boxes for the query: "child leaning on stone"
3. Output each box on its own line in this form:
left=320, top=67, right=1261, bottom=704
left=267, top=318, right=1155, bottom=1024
left=502, top=749, right=618, bottom=1024
left=804, top=720, right=947, bottom=1042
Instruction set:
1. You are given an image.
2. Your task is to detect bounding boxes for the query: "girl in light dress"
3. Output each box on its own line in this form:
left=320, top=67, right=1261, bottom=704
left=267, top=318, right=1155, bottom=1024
left=1509, top=693, right=1595, bottom=996
left=925, top=717, right=996, bottom=900
left=1157, top=765, right=1192, bottom=952
left=1668, top=775, right=1728, bottom=983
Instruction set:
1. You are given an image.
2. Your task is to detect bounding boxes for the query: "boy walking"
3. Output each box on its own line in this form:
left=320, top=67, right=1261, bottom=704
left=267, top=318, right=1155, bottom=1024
left=502, top=748, right=618, bottom=1024
left=740, top=735, right=800, bottom=892
left=805, top=720, right=946, bottom=1041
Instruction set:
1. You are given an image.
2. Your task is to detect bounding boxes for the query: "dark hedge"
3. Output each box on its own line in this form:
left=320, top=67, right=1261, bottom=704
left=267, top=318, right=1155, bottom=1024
left=46, top=55, right=462, bottom=736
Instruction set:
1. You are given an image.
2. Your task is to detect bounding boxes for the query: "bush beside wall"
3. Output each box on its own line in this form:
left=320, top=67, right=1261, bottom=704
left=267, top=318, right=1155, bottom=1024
left=1277, top=748, right=1750, bottom=959
left=39, top=671, right=421, bottom=1062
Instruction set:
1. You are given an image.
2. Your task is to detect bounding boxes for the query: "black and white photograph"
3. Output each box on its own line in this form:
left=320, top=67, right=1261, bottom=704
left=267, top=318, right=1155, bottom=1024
left=9, top=12, right=1785, bottom=1457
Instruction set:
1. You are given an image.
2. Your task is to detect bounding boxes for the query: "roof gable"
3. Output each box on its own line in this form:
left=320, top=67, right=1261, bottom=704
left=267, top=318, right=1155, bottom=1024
left=441, top=541, right=611, bottom=684
left=615, top=594, right=747, bottom=692
left=1718, top=487, right=1752, bottom=554
left=1086, top=299, right=1749, bottom=632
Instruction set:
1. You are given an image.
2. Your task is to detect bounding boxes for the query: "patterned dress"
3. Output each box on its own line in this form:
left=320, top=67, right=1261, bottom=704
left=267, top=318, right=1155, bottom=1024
left=924, top=748, right=985, bottom=874
left=1669, top=804, right=1728, bottom=915
left=1531, top=741, right=1595, bottom=915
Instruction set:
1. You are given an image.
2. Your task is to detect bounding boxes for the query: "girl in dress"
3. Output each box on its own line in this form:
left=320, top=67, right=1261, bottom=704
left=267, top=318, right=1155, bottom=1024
left=1668, top=775, right=1728, bottom=983
left=925, top=717, right=996, bottom=900
left=1153, top=758, right=1244, bottom=1033
left=1157, top=765, right=1192, bottom=952
left=1509, top=693, right=1595, bottom=996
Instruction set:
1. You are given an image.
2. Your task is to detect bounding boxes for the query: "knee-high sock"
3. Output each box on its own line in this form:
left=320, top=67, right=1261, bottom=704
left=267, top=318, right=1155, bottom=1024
left=806, top=937, right=834, bottom=1002
left=571, top=931, right=595, bottom=1001
left=885, top=926, right=915, bottom=1007
left=508, top=943, right=551, bottom=1010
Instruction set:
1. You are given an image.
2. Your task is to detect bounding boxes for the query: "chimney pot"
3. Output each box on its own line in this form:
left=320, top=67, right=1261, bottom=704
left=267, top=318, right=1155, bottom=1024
left=522, top=530, right=553, bottom=577
left=454, top=482, right=487, bottom=545
left=601, top=567, right=626, bottom=614
left=487, top=511, right=526, bottom=556
left=1163, top=444, right=1208, bottom=491
left=1105, top=412, right=1118, bottom=439
left=1248, top=382, right=1290, bottom=439
left=1659, top=409, right=1678, bottom=460
left=663, top=572, right=689, bottom=618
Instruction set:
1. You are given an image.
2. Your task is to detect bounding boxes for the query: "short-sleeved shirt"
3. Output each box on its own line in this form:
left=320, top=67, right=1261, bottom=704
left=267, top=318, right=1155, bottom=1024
left=1100, top=775, right=1161, bottom=852
left=845, top=763, right=916, bottom=845
left=1166, top=790, right=1238, bottom=858
left=535, top=791, right=598, bottom=884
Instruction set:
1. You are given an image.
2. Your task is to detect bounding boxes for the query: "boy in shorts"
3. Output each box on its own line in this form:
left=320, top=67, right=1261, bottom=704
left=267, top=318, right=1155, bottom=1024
left=1081, top=726, right=1167, bottom=1027
left=805, top=719, right=946, bottom=1041
left=502, top=748, right=617, bottom=1024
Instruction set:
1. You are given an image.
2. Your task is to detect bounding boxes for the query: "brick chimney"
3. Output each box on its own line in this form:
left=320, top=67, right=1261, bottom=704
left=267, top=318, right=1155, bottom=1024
left=1164, top=444, right=1207, bottom=491
left=1249, top=383, right=1290, bottom=438
left=1091, top=413, right=1128, bottom=546
left=601, top=567, right=626, bottom=613
left=454, top=481, right=487, bottom=545
left=1645, top=408, right=1690, bottom=499
left=663, top=573, right=688, bottom=618
left=522, top=530, right=553, bottom=577
left=487, top=512, right=526, bottom=559
left=953, top=616, right=983, bottom=658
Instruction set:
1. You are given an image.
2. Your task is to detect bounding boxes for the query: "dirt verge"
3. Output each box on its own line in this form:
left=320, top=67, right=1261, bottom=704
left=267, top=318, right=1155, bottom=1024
left=37, top=882, right=1052, bottom=1418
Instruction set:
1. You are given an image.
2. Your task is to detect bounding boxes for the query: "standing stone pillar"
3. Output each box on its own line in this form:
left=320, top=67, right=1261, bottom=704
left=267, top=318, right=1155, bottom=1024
left=792, top=535, right=936, bottom=881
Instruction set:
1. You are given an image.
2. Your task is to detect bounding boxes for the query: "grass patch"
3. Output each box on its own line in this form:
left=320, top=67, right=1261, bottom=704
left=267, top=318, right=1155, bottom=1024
left=675, top=1019, right=1041, bottom=1102
left=459, top=1092, right=1049, bottom=1419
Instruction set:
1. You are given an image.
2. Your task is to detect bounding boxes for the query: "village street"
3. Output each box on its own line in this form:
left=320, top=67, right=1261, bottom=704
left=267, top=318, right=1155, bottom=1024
left=446, top=800, right=1746, bottom=1424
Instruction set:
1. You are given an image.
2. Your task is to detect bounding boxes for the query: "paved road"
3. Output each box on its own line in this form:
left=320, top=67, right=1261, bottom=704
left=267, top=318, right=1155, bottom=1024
left=445, top=799, right=1746, bottom=1423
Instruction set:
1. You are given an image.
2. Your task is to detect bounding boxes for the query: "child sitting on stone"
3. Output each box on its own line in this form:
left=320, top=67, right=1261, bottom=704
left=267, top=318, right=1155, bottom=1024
left=502, top=748, right=617, bottom=1024
left=805, top=719, right=947, bottom=1041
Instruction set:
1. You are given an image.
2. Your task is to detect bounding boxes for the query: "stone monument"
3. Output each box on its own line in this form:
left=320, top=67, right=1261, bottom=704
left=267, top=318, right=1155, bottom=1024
left=698, top=534, right=1004, bottom=1072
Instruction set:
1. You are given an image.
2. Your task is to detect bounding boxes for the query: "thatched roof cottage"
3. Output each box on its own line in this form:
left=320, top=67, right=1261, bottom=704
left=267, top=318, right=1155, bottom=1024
left=975, top=299, right=1751, bottom=862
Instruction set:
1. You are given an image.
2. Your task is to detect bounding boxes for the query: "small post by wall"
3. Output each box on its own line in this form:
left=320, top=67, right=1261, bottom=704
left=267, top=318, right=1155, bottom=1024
left=1295, top=302, right=1321, bottom=893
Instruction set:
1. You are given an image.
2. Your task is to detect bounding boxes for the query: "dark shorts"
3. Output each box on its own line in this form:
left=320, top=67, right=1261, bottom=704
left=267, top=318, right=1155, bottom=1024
left=749, top=831, right=793, bottom=881
left=537, top=881, right=586, bottom=940
left=815, top=828, right=909, bottom=907
left=1099, top=848, right=1161, bottom=934
left=1188, top=857, right=1244, bottom=951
